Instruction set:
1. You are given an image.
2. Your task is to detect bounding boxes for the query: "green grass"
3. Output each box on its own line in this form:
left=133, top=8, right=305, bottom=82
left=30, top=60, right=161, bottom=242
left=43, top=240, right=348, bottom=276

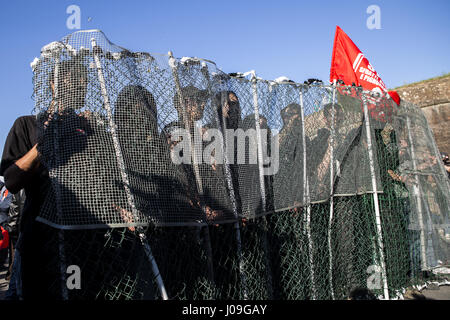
left=392, top=72, right=450, bottom=90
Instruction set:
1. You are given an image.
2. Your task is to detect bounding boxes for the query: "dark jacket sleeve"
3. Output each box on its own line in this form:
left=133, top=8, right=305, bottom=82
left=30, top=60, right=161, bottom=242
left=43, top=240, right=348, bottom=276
left=0, top=117, right=34, bottom=193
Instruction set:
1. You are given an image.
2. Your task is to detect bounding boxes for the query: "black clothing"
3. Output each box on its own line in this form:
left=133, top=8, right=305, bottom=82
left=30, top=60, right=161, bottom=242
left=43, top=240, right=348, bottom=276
left=307, top=126, right=362, bottom=199
left=0, top=116, right=51, bottom=236
left=239, top=116, right=272, bottom=216
left=0, top=115, right=60, bottom=299
left=274, top=118, right=308, bottom=209
left=162, top=121, right=234, bottom=223
left=115, top=100, right=195, bottom=225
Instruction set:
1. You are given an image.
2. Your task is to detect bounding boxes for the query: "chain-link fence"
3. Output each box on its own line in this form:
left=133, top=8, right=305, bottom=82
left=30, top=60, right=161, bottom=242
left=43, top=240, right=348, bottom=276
left=26, top=30, right=449, bottom=300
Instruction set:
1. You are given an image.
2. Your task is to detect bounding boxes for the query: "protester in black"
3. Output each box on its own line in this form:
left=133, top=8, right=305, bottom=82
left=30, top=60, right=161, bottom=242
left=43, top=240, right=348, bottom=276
left=213, top=90, right=243, bottom=216
left=274, top=103, right=308, bottom=210
left=162, top=85, right=227, bottom=222
left=0, top=57, right=88, bottom=299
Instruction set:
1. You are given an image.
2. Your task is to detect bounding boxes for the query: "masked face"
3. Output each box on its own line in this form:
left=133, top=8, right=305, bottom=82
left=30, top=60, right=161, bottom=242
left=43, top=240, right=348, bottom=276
left=281, top=105, right=300, bottom=126
left=259, top=116, right=268, bottom=129
left=60, top=71, right=88, bottom=111
left=221, top=93, right=240, bottom=128
left=398, top=139, right=408, bottom=157
left=221, top=93, right=236, bottom=116
left=185, top=97, right=205, bottom=122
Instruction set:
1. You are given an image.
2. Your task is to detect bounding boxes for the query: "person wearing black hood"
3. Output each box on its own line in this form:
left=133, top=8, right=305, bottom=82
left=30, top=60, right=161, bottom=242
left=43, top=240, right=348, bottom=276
left=162, top=85, right=228, bottom=222
left=240, top=113, right=274, bottom=216
left=0, top=57, right=89, bottom=299
left=274, top=103, right=308, bottom=210
left=114, top=84, right=196, bottom=225
left=213, top=91, right=243, bottom=216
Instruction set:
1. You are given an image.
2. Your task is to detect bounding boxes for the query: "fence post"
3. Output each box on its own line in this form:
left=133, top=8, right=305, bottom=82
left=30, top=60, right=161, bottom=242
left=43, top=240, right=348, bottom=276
left=299, top=84, right=316, bottom=299
left=361, top=92, right=389, bottom=300
left=199, top=63, right=249, bottom=299
left=327, top=81, right=336, bottom=300
left=91, top=38, right=168, bottom=300
left=50, top=51, right=69, bottom=300
left=405, top=115, right=428, bottom=270
left=168, top=52, right=216, bottom=289
left=250, top=72, right=267, bottom=210
left=250, top=72, right=276, bottom=299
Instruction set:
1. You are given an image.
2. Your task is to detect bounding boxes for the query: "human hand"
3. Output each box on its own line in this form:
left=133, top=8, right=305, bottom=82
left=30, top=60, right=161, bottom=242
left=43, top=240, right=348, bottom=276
left=444, top=164, right=450, bottom=174
left=387, top=169, right=402, bottom=182
left=113, top=204, right=136, bottom=232
left=204, top=205, right=223, bottom=221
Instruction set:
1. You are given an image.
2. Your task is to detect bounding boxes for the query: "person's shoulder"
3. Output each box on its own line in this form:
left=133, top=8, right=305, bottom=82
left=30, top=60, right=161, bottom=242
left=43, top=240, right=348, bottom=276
left=11, top=115, right=36, bottom=129
left=4, top=115, right=36, bottom=139
left=15, top=115, right=35, bottom=122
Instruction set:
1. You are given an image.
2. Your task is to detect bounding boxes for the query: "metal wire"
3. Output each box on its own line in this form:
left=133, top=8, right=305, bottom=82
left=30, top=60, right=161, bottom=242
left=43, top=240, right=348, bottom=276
left=29, top=30, right=450, bottom=300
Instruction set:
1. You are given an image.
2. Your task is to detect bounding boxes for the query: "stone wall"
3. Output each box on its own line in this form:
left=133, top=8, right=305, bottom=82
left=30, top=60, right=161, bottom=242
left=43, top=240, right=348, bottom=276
left=394, top=75, right=450, bottom=155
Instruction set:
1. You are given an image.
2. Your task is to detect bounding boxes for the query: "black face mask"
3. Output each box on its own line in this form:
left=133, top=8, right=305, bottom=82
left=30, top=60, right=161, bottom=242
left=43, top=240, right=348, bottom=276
left=141, top=101, right=157, bottom=122
left=61, top=76, right=88, bottom=110
left=227, top=100, right=239, bottom=109
left=281, top=107, right=300, bottom=125
left=227, top=101, right=241, bottom=121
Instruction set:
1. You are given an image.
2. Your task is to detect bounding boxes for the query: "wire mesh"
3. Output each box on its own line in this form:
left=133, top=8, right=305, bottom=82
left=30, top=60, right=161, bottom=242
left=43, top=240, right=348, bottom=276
left=26, top=30, right=450, bottom=300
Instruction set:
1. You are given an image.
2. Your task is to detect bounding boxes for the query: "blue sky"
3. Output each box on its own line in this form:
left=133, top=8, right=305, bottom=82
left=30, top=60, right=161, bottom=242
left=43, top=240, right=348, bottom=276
left=0, top=0, right=449, bottom=151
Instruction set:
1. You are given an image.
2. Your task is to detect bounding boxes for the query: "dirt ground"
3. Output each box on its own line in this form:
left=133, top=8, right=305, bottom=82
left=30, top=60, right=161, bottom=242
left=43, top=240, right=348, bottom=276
left=403, top=283, right=450, bottom=300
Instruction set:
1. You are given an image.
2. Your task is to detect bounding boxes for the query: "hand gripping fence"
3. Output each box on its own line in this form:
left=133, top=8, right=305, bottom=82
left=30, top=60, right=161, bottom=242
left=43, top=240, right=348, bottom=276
left=30, top=30, right=450, bottom=300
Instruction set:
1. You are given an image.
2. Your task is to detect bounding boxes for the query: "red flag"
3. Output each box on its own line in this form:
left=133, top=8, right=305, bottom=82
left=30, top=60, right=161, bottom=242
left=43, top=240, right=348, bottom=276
left=330, top=26, right=399, bottom=122
left=388, top=90, right=401, bottom=105
left=330, top=26, right=387, bottom=93
left=0, top=226, right=9, bottom=250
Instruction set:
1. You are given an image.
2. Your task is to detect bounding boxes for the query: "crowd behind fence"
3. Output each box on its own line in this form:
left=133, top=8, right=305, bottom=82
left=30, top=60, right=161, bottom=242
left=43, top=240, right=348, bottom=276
left=28, top=30, right=449, bottom=300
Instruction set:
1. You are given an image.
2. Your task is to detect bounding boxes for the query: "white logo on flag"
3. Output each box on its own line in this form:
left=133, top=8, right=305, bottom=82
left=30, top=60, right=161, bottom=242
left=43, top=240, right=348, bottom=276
left=352, top=53, right=364, bottom=72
